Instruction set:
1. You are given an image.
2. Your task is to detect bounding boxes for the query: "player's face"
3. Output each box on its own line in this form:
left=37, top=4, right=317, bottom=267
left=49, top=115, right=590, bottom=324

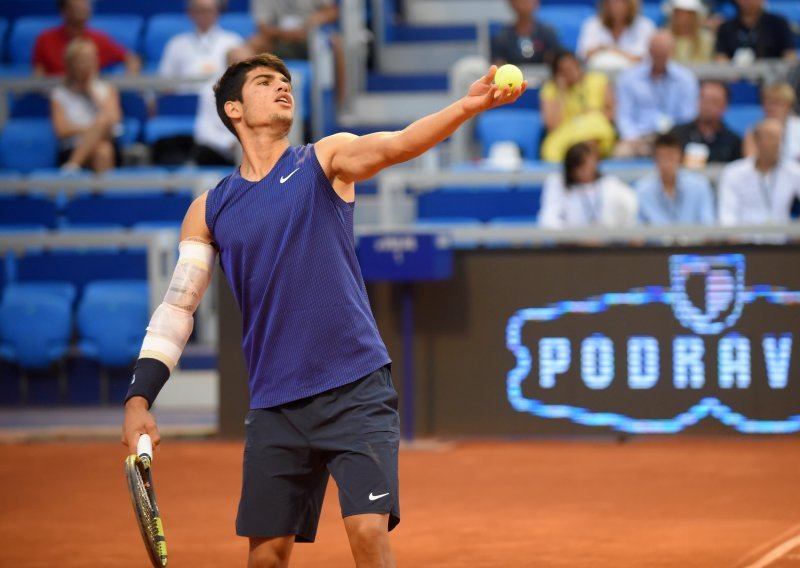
left=239, top=66, right=294, bottom=133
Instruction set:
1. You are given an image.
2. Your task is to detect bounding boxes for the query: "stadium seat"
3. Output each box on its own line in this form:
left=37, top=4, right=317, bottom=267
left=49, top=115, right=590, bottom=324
left=118, top=117, right=142, bottom=147
left=0, top=0, right=57, bottom=19
left=724, top=104, right=764, bottom=137
left=1, top=281, right=77, bottom=308
left=219, top=12, right=256, bottom=38
left=7, top=16, right=60, bottom=67
left=640, top=3, right=664, bottom=25
left=142, top=14, right=194, bottom=65
left=144, top=115, right=196, bottom=144
left=0, top=284, right=73, bottom=369
left=77, top=280, right=149, bottom=368
left=536, top=6, right=595, bottom=51
left=120, top=91, right=149, bottom=124
left=157, top=94, right=199, bottom=116
left=476, top=109, right=543, bottom=160
left=0, top=119, right=58, bottom=173
left=0, top=195, right=58, bottom=228
left=418, top=187, right=542, bottom=222
left=770, top=3, right=800, bottom=28
left=0, top=18, right=8, bottom=63
left=64, top=191, right=193, bottom=227
left=91, top=15, right=144, bottom=53
left=8, top=92, right=50, bottom=118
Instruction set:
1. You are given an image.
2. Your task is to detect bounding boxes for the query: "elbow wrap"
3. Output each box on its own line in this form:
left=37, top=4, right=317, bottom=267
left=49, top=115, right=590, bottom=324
left=139, top=240, right=216, bottom=371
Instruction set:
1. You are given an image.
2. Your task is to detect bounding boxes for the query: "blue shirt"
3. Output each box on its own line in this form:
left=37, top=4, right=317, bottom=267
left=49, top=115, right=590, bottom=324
left=205, top=144, right=391, bottom=408
left=635, top=169, right=715, bottom=225
left=616, top=61, right=699, bottom=140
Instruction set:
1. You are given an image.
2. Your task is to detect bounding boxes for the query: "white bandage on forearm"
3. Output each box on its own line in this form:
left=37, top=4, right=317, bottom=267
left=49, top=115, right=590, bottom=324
left=139, top=240, right=216, bottom=370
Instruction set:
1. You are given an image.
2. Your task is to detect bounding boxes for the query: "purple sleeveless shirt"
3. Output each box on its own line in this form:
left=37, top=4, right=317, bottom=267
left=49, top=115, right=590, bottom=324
left=205, top=144, right=390, bottom=408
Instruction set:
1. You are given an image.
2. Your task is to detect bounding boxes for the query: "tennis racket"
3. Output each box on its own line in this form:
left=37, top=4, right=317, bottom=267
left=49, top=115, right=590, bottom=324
left=125, top=433, right=168, bottom=567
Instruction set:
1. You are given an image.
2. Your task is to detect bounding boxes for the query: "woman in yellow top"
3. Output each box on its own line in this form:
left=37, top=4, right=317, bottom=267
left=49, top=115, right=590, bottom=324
left=540, top=50, right=616, bottom=163
left=666, top=0, right=714, bottom=64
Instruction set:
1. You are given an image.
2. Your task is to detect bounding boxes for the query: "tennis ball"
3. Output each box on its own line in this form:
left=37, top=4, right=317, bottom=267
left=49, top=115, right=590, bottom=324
left=494, top=64, right=523, bottom=90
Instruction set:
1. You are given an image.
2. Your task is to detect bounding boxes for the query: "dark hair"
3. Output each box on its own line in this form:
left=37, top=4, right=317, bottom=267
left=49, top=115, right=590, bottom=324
left=563, top=142, right=598, bottom=188
left=652, top=132, right=683, bottom=153
left=213, top=53, right=292, bottom=138
left=549, top=50, right=577, bottom=78
left=700, top=79, right=730, bottom=103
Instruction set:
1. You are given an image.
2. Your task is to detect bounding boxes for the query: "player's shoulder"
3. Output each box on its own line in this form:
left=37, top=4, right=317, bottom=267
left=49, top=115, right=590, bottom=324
left=314, top=132, right=359, bottom=168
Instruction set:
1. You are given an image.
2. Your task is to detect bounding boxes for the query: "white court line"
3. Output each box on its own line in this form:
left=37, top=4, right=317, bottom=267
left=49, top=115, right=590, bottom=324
left=742, top=534, right=800, bottom=568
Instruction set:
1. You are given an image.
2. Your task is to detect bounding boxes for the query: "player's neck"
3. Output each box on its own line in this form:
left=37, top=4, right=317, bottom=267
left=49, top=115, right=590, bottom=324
left=239, top=132, right=291, bottom=182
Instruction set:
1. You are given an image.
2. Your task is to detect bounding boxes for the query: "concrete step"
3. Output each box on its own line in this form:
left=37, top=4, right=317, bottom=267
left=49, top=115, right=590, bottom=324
left=378, top=41, right=479, bottom=74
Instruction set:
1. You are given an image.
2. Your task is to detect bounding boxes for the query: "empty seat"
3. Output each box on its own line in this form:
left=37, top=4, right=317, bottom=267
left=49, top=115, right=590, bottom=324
left=537, top=6, right=596, bottom=51
left=0, top=18, right=8, bottom=63
left=77, top=280, right=149, bottom=367
left=0, top=119, right=58, bottom=172
left=0, top=284, right=73, bottom=369
left=2, top=281, right=77, bottom=307
left=91, top=15, right=144, bottom=53
left=142, top=14, right=194, bottom=65
left=8, top=92, right=50, bottom=118
left=724, top=105, right=764, bottom=137
left=144, top=115, right=196, bottom=144
left=7, top=16, right=60, bottom=67
left=64, top=191, right=193, bottom=227
left=0, top=195, right=58, bottom=228
left=157, top=94, right=199, bottom=116
left=418, top=187, right=542, bottom=222
left=476, top=109, right=542, bottom=161
left=219, top=12, right=256, bottom=38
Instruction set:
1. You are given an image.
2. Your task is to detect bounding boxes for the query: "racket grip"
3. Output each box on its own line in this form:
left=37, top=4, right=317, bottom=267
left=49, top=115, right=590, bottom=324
left=137, top=433, right=153, bottom=464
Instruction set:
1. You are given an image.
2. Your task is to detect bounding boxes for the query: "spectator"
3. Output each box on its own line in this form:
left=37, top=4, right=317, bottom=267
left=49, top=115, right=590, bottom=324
left=615, top=31, right=699, bottom=157
left=246, top=0, right=337, bottom=60
left=743, top=83, right=800, bottom=163
left=714, top=0, right=796, bottom=63
left=491, top=0, right=562, bottom=66
left=788, top=61, right=800, bottom=116
left=671, top=80, right=741, bottom=166
left=33, top=0, right=141, bottom=76
left=539, top=51, right=616, bottom=162
left=158, top=0, right=243, bottom=88
left=666, top=0, right=714, bottom=64
left=635, top=132, right=715, bottom=224
left=576, top=0, right=656, bottom=72
left=718, top=118, right=800, bottom=225
left=539, top=142, right=638, bottom=228
left=50, top=38, right=122, bottom=174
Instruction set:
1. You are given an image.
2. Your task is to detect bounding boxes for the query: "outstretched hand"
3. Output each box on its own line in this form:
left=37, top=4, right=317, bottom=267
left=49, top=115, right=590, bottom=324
left=461, top=65, right=528, bottom=116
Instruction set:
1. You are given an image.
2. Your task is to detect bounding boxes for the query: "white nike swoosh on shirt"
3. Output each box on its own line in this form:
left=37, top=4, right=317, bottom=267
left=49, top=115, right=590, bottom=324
left=280, top=168, right=300, bottom=183
left=369, top=492, right=390, bottom=501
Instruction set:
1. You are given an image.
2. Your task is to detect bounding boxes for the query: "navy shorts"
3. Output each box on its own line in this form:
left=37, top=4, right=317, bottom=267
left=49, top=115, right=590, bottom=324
left=236, top=365, right=400, bottom=542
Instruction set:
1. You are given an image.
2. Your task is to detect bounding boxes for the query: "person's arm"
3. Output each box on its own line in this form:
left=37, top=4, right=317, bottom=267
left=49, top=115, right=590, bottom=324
left=315, top=66, right=526, bottom=199
left=676, top=72, right=700, bottom=124
left=615, top=72, right=639, bottom=140
left=716, top=164, right=738, bottom=225
left=307, top=3, right=338, bottom=28
left=97, top=83, right=122, bottom=127
left=713, top=22, right=731, bottom=62
left=50, top=96, right=87, bottom=139
left=157, top=37, right=180, bottom=78
left=776, top=17, right=797, bottom=61
left=696, top=175, right=716, bottom=225
left=538, top=173, right=566, bottom=228
left=603, top=79, right=616, bottom=121
left=741, top=128, right=755, bottom=158
left=124, top=52, right=142, bottom=75
left=121, top=194, right=215, bottom=453
left=540, top=82, right=565, bottom=132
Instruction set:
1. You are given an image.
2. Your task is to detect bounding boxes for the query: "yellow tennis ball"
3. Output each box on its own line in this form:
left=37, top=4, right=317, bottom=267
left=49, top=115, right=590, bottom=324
left=494, top=64, right=523, bottom=90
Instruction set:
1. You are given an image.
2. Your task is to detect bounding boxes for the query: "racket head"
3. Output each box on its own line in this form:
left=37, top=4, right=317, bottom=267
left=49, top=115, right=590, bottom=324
left=125, top=453, right=168, bottom=567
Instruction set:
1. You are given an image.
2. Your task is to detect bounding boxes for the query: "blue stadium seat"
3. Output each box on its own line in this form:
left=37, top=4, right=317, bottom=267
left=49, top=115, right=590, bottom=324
left=118, top=117, right=142, bottom=147
left=8, top=16, right=60, bottom=67
left=219, top=12, right=256, bottom=38
left=93, top=0, right=184, bottom=16
left=157, top=94, right=199, bottom=116
left=0, top=18, right=8, bottom=63
left=537, top=6, right=595, bottom=51
left=476, top=109, right=542, bottom=160
left=0, top=0, right=57, bottom=19
left=0, top=284, right=73, bottom=369
left=418, top=187, right=542, bottom=222
left=0, top=119, right=58, bottom=172
left=144, top=116, right=196, bottom=144
left=2, top=281, right=77, bottom=307
left=77, top=280, right=149, bottom=367
left=143, top=14, right=194, bottom=65
left=91, top=15, right=144, bottom=53
left=64, top=191, right=193, bottom=227
left=770, top=3, right=800, bottom=27
left=0, top=195, right=58, bottom=228
left=640, top=3, right=664, bottom=25
left=120, top=91, right=149, bottom=124
left=724, top=104, right=764, bottom=136
left=8, top=92, right=50, bottom=118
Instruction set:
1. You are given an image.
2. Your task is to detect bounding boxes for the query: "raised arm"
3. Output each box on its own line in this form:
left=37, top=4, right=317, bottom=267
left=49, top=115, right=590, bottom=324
left=315, top=66, right=526, bottom=193
left=121, top=193, right=215, bottom=453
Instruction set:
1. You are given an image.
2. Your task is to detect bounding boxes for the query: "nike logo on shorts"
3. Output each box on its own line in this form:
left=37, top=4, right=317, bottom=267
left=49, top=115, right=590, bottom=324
left=368, top=492, right=390, bottom=501
left=280, top=168, right=300, bottom=184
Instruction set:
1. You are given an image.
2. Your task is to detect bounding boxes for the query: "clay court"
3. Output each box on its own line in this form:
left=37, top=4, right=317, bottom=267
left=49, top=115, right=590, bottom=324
left=2, top=436, right=800, bottom=567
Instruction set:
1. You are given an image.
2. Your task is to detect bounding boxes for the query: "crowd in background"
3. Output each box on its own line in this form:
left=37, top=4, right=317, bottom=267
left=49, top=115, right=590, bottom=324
left=490, top=0, right=800, bottom=228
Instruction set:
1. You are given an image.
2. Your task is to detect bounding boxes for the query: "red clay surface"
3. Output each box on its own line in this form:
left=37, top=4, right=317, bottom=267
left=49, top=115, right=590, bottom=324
left=1, top=437, right=800, bottom=567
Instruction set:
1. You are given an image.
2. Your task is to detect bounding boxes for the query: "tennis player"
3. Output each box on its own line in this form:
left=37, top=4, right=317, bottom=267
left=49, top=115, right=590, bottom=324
left=122, top=53, right=525, bottom=567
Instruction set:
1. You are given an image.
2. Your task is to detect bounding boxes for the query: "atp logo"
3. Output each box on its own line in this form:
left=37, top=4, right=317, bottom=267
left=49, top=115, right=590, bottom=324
left=505, top=254, right=800, bottom=434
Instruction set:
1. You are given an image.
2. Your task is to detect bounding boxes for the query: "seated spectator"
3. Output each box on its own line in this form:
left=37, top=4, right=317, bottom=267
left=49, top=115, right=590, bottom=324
left=50, top=39, right=122, bottom=174
left=635, top=133, right=715, bottom=224
left=789, top=61, right=800, bottom=115
left=246, top=0, right=337, bottom=60
left=666, top=0, right=714, bottom=64
left=33, top=0, right=140, bottom=76
left=539, top=142, right=638, bottom=228
left=615, top=31, right=699, bottom=157
left=539, top=51, right=616, bottom=162
left=158, top=0, right=244, bottom=89
left=714, top=0, right=796, bottom=63
left=491, top=0, right=562, bottom=66
left=671, top=80, right=741, bottom=166
left=743, top=83, right=800, bottom=163
left=576, top=0, right=656, bottom=72
left=718, top=118, right=800, bottom=225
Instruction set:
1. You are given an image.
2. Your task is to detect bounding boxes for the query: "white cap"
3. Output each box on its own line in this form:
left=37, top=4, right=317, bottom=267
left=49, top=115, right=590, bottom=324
left=667, top=0, right=707, bottom=16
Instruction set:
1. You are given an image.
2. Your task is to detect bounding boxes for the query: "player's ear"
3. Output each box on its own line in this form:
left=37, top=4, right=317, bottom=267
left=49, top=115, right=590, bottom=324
left=224, top=100, right=242, bottom=120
